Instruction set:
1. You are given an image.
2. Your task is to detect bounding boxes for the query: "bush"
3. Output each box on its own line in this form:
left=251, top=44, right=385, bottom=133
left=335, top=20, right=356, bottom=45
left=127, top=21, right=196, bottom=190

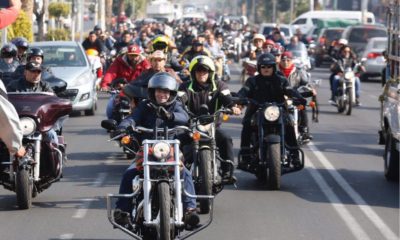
left=48, top=2, right=70, bottom=19
left=7, top=10, right=33, bottom=42
left=46, top=28, right=71, bottom=41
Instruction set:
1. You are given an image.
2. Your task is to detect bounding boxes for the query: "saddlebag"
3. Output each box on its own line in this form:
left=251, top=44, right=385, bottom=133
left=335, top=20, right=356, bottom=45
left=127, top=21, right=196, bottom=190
left=40, top=142, right=61, bottom=178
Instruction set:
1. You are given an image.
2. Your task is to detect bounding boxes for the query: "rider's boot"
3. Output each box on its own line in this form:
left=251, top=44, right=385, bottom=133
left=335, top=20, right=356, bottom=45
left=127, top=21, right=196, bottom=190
left=113, top=209, right=133, bottom=230
left=300, top=127, right=313, bottom=143
left=237, top=147, right=252, bottom=171
left=184, top=208, right=200, bottom=230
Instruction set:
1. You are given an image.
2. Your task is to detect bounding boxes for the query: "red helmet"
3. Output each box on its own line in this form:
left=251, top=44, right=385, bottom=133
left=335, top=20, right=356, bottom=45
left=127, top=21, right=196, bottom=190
left=263, top=39, right=275, bottom=48
left=127, top=44, right=141, bottom=55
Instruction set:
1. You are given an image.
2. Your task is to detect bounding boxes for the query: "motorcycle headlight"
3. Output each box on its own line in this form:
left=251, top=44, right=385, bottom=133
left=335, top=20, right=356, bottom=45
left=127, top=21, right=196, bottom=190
left=197, top=123, right=212, bottom=133
left=263, top=106, right=280, bottom=122
left=152, top=141, right=171, bottom=160
left=345, top=72, right=355, bottom=80
left=20, top=117, right=36, bottom=136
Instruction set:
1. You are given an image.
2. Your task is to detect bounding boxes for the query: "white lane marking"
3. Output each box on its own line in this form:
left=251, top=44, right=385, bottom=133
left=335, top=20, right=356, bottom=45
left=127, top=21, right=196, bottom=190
left=308, top=142, right=399, bottom=240
left=305, top=157, right=371, bottom=240
left=59, top=233, right=74, bottom=239
left=72, top=173, right=107, bottom=219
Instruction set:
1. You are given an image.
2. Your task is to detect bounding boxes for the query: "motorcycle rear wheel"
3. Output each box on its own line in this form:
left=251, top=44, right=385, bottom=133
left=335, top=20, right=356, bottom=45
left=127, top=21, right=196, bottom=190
left=16, top=168, right=33, bottom=209
left=198, top=149, right=212, bottom=214
left=158, top=182, right=173, bottom=240
left=266, top=143, right=281, bottom=190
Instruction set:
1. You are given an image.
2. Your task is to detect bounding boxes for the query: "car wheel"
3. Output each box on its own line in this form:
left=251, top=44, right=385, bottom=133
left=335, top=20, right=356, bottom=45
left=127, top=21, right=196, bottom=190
left=84, top=102, right=96, bottom=116
left=384, top=130, right=399, bottom=182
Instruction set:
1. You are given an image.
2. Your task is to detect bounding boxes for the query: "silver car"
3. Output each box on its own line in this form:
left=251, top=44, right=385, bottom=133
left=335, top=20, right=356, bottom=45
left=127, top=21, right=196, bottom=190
left=30, top=41, right=97, bottom=116
left=360, top=37, right=387, bottom=81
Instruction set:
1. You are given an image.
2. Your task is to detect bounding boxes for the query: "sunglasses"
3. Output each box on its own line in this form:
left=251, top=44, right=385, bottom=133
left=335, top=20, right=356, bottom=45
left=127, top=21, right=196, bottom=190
left=260, top=65, right=274, bottom=69
left=28, top=70, right=42, bottom=73
left=282, top=58, right=292, bottom=62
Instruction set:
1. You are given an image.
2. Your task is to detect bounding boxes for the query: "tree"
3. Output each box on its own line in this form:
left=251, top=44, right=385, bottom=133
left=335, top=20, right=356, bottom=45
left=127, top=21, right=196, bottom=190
left=7, top=10, right=33, bottom=42
left=34, top=0, right=49, bottom=41
left=21, top=0, right=33, bottom=21
left=106, top=0, right=113, bottom=30
left=48, top=2, right=70, bottom=28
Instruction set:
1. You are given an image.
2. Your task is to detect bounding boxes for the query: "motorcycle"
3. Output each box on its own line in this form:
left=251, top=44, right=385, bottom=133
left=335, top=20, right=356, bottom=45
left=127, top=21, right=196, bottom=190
left=240, top=57, right=257, bottom=85
left=101, top=119, right=214, bottom=240
left=185, top=105, right=235, bottom=214
left=0, top=83, right=72, bottom=209
left=332, top=60, right=363, bottom=115
left=237, top=99, right=305, bottom=190
left=108, top=78, right=132, bottom=124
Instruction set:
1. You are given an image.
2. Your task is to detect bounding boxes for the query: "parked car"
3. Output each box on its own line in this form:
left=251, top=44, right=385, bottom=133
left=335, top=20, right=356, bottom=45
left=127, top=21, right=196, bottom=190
left=259, top=23, right=293, bottom=43
left=314, top=27, right=345, bottom=66
left=30, top=41, right=98, bottom=116
left=359, top=37, right=387, bottom=81
left=341, top=24, right=387, bottom=59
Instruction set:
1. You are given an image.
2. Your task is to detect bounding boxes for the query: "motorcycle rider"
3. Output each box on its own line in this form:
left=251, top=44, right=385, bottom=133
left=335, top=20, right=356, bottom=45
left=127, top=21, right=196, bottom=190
left=0, top=82, right=25, bottom=177
left=13, top=47, right=54, bottom=81
left=0, top=43, right=20, bottom=86
left=181, top=39, right=211, bottom=63
left=11, top=37, right=29, bottom=64
left=7, top=62, right=59, bottom=145
left=113, top=72, right=200, bottom=229
left=278, top=51, right=314, bottom=141
left=330, top=45, right=363, bottom=106
left=237, top=53, right=307, bottom=170
left=242, top=33, right=265, bottom=60
left=149, top=35, right=183, bottom=71
left=113, top=30, right=135, bottom=54
left=101, top=44, right=151, bottom=119
left=82, top=31, right=107, bottom=55
left=179, top=56, right=241, bottom=180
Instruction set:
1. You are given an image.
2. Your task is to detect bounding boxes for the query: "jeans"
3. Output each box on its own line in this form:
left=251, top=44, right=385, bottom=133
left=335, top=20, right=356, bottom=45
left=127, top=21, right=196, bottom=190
left=215, top=128, right=234, bottom=172
left=106, top=94, right=116, bottom=120
left=332, top=75, right=361, bottom=99
left=44, top=129, right=59, bottom=145
left=116, top=164, right=197, bottom=213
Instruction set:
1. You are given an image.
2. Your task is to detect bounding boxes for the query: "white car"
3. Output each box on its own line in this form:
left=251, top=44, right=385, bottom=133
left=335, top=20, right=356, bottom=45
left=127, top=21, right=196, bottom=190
left=259, top=23, right=293, bottom=43
left=360, top=37, right=387, bottom=81
left=31, top=41, right=98, bottom=116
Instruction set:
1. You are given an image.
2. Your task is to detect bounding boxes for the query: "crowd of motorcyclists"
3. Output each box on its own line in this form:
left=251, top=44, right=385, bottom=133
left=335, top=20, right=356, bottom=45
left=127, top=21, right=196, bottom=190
left=0, top=10, right=368, bottom=238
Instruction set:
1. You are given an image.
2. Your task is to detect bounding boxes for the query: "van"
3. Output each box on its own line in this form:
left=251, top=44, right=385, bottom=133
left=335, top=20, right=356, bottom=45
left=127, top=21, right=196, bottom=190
left=291, top=10, right=375, bottom=35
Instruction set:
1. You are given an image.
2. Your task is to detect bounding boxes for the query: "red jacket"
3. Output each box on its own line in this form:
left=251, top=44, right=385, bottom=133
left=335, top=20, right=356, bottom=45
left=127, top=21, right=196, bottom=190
left=0, top=6, right=19, bottom=29
left=101, top=55, right=150, bottom=88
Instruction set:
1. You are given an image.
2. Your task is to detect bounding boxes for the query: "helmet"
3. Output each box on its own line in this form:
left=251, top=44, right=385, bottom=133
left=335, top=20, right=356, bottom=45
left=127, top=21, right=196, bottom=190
left=151, top=35, right=169, bottom=52
left=252, top=33, right=266, bottom=43
left=86, top=48, right=99, bottom=57
left=93, top=25, right=102, bottom=31
left=1, top=43, right=17, bottom=58
left=338, top=38, right=348, bottom=46
left=127, top=44, right=141, bottom=55
left=188, top=55, right=215, bottom=82
left=263, top=39, right=275, bottom=48
left=11, top=37, right=29, bottom=49
left=148, top=72, right=178, bottom=106
left=27, top=47, right=44, bottom=60
left=257, top=53, right=276, bottom=72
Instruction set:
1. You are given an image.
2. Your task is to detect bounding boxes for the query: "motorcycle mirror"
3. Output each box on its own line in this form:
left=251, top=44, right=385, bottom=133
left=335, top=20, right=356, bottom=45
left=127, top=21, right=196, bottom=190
left=101, top=119, right=117, bottom=130
left=199, top=104, right=209, bottom=115
left=45, top=76, right=68, bottom=94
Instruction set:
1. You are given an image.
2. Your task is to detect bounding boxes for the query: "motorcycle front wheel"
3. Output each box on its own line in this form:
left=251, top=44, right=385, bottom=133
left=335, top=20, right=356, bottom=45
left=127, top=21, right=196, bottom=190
left=198, top=149, right=212, bottom=214
left=158, top=182, right=173, bottom=240
left=266, top=143, right=281, bottom=190
left=346, top=88, right=352, bottom=116
left=16, top=168, right=33, bottom=209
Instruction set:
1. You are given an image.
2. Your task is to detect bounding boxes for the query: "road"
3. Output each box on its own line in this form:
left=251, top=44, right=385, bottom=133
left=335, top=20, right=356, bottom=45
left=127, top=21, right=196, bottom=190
left=0, top=63, right=398, bottom=240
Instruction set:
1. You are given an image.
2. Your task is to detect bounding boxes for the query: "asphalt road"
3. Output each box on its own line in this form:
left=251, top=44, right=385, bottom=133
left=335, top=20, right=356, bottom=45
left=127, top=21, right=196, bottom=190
left=0, top=63, right=398, bottom=240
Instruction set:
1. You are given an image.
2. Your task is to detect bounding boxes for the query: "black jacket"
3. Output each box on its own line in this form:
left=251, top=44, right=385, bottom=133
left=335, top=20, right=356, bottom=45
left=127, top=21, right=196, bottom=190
left=6, top=77, right=53, bottom=93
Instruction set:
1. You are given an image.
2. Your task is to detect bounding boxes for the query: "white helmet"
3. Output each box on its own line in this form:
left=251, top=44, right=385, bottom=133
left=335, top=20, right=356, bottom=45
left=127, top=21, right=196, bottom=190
left=338, top=38, right=348, bottom=45
left=253, top=33, right=266, bottom=42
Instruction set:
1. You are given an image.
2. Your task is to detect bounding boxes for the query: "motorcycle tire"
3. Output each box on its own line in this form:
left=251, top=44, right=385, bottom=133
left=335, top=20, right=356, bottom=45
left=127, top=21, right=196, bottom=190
left=16, top=168, right=33, bottom=209
left=266, top=143, right=281, bottom=190
left=384, top=130, right=399, bottom=182
left=346, top=88, right=352, bottom=116
left=198, top=149, right=212, bottom=214
left=158, top=182, right=173, bottom=240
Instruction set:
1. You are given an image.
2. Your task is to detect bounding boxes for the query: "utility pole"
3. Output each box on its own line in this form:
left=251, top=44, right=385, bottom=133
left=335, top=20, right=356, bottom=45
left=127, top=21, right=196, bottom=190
left=272, top=0, right=277, bottom=22
left=290, top=0, right=294, bottom=22
left=99, top=0, right=105, bottom=30
left=361, top=0, right=368, bottom=24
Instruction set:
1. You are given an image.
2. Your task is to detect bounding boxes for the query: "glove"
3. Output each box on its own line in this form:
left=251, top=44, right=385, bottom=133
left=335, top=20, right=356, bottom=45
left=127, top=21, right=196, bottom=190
left=157, top=106, right=174, bottom=121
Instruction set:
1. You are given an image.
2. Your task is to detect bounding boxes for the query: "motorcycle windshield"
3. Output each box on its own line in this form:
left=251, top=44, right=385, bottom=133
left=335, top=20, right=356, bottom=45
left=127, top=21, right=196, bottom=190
left=8, top=92, right=72, bottom=132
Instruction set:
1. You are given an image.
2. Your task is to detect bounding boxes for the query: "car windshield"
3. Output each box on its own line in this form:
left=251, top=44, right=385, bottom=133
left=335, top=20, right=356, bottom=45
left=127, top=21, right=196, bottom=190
left=39, top=45, right=87, bottom=67
left=325, top=29, right=344, bottom=40
left=372, top=40, right=387, bottom=49
left=348, top=28, right=387, bottom=43
left=263, top=26, right=290, bottom=37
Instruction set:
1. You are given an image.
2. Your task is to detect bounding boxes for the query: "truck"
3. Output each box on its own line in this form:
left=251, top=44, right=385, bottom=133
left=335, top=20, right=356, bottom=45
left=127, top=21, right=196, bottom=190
left=146, top=0, right=182, bottom=23
left=378, top=0, right=399, bottom=182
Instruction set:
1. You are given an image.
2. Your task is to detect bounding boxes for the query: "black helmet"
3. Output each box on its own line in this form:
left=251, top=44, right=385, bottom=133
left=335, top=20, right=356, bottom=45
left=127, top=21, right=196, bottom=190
left=1, top=43, right=17, bottom=58
left=147, top=72, right=178, bottom=106
left=27, top=47, right=44, bottom=61
left=93, top=25, right=102, bottom=31
left=257, top=53, right=276, bottom=72
left=11, top=37, right=29, bottom=49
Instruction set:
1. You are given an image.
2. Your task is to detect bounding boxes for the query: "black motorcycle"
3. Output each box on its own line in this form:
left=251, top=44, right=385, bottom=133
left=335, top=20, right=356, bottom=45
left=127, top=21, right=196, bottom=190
left=238, top=99, right=305, bottom=190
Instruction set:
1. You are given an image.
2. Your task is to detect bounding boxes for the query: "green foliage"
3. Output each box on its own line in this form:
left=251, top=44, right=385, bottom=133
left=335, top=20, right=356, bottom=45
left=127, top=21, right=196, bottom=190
left=48, top=2, right=71, bottom=19
left=7, top=10, right=33, bottom=42
left=46, top=28, right=71, bottom=41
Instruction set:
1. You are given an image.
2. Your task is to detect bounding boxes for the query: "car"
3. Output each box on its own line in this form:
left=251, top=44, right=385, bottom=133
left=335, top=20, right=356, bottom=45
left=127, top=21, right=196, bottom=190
left=30, top=41, right=98, bottom=116
left=340, top=24, right=387, bottom=59
left=259, top=23, right=293, bottom=43
left=286, top=43, right=312, bottom=70
left=359, top=37, right=387, bottom=81
left=314, top=27, right=345, bottom=66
